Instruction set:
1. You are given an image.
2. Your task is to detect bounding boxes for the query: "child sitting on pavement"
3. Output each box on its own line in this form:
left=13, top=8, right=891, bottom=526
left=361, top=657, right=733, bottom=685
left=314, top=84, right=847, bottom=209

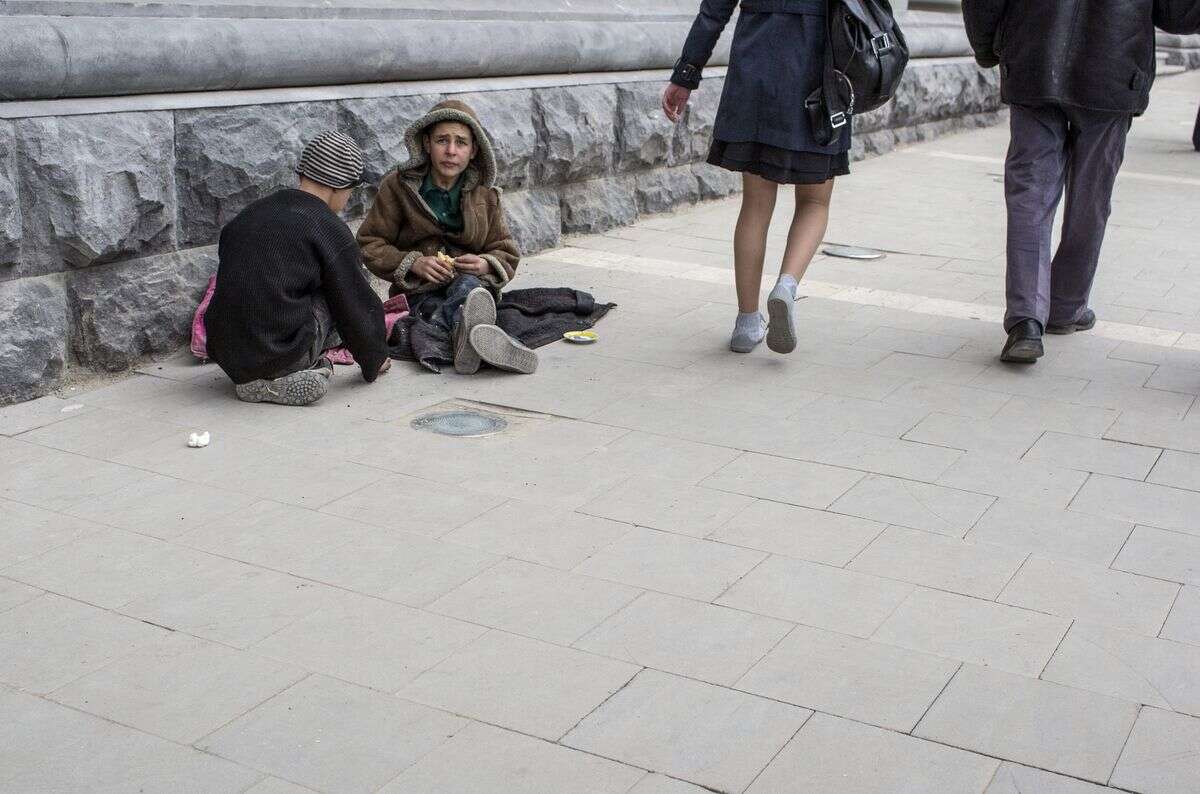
left=357, top=99, right=536, bottom=374
left=206, top=131, right=391, bottom=405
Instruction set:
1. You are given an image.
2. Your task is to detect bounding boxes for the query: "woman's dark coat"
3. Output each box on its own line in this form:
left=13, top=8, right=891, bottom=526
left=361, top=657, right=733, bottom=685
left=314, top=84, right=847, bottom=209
left=963, top=0, right=1200, bottom=116
left=673, top=0, right=850, bottom=155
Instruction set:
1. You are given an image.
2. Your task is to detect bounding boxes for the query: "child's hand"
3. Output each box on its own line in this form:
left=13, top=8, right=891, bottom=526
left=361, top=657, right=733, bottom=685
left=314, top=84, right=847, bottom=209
left=454, top=254, right=489, bottom=276
left=411, top=255, right=453, bottom=283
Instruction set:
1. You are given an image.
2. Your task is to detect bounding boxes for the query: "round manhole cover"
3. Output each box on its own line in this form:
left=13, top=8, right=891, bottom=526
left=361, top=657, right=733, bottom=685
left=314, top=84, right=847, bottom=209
left=824, top=244, right=886, bottom=261
left=411, top=410, right=508, bottom=437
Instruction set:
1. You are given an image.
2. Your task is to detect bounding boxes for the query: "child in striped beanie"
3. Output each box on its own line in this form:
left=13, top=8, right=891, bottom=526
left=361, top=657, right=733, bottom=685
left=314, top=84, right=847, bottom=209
left=205, top=130, right=392, bottom=405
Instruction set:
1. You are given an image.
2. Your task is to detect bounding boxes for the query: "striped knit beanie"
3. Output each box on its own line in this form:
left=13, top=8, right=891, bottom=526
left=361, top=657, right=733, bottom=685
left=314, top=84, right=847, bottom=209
left=297, top=130, right=365, bottom=189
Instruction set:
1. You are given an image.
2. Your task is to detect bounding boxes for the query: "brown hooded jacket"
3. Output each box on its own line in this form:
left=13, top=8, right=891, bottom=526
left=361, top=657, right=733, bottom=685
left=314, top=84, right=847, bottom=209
left=356, top=99, right=520, bottom=296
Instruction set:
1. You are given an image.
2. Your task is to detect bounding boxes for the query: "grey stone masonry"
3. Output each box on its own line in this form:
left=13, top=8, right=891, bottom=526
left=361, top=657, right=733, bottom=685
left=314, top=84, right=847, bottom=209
left=534, top=85, right=620, bottom=184
left=617, top=83, right=689, bottom=172
left=560, top=176, right=640, bottom=235
left=458, top=90, right=541, bottom=191
left=0, top=56, right=1002, bottom=404
left=68, top=248, right=218, bottom=373
left=16, top=113, right=177, bottom=278
left=503, top=188, right=564, bottom=257
left=0, top=121, right=19, bottom=275
left=175, top=103, right=338, bottom=247
left=0, top=276, right=68, bottom=404
left=635, top=167, right=702, bottom=215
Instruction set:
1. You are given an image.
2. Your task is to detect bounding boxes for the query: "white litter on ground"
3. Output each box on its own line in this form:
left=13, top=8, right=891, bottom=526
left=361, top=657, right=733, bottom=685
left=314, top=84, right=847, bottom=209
left=187, top=431, right=210, bottom=448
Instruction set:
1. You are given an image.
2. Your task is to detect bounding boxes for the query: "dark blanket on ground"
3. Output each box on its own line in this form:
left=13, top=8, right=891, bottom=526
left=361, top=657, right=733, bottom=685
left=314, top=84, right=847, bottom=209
left=391, top=287, right=615, bottom=373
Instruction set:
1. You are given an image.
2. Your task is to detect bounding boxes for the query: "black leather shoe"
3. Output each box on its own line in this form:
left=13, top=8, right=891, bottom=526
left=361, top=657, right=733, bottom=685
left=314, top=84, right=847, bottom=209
left=1000, top=319, right=1044, bottom=363
left=1046, top=309, right=1096, bottom=335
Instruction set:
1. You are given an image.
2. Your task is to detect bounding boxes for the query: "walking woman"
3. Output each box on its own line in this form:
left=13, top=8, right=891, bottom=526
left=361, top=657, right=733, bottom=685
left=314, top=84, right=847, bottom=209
left=663, top=0, right=850, bottom=354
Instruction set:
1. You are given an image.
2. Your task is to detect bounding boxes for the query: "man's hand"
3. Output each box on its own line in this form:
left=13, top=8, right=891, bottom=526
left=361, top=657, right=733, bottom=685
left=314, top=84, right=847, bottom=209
left=662, top=83, right=691, bottom=123
left=972, top=48, right=1000, bottom=69
left=411, top=255, right=453, bottom=284
left=454, top=254, right=490, bottom=276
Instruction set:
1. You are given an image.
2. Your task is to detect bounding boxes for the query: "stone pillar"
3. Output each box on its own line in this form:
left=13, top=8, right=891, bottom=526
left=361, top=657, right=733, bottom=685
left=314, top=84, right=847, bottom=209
left=0, top=1, right=977, bottom=101
left=0, top=9, right=718, bottom=101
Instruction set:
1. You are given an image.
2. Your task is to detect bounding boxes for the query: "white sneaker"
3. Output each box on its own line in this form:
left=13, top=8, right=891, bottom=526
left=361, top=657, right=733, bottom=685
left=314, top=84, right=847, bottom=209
left=730, top=313, right=767, bottom=354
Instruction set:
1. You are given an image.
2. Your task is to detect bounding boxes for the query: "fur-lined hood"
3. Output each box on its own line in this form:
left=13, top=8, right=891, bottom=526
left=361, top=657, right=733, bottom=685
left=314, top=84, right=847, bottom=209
left=398, top=99, right=498, bottom=191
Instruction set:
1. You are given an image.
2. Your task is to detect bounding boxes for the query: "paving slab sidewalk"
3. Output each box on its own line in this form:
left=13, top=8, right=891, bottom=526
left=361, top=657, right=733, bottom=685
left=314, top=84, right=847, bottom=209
left=4, top=70, right=1200, bottom=793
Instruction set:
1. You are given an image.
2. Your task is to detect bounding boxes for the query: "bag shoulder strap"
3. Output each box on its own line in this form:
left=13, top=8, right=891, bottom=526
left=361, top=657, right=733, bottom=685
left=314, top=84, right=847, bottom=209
left=841, top=0, right=885, bottom=37
left=819, top=0, right=851, bottom=135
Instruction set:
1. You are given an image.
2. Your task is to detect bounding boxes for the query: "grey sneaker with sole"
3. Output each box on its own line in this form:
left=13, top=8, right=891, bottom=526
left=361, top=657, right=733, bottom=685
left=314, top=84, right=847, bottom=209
left=469, top=324, right=538, bottom=374
left=235, top=358, right=332, bottom=406
left=766, top=282, right=797, bottom=354
left=730, top=314, right=767, bottom=354
left=453, top=288, right=498, bottom=375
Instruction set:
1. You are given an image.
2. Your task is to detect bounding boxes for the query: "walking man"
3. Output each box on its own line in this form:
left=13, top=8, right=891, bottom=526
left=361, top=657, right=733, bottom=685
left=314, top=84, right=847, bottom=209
left=963, top=0, right=1200, bottom=363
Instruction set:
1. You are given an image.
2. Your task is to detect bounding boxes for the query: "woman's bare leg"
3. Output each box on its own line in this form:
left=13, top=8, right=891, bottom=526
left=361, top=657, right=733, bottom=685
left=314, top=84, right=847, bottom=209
left=779, top=178, right=835, bottom=281
left=733, top=172, right=780, bottom=313
left=766, top=178, right=835, bottom=354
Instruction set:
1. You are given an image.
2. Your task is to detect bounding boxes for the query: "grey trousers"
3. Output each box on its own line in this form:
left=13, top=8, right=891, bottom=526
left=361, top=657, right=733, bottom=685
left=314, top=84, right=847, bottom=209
left=1004, top=104, right=1130, bottom=332
left=266, top=294, right=341, bottom=379
left=1193, top=102, right=1199, bottom=151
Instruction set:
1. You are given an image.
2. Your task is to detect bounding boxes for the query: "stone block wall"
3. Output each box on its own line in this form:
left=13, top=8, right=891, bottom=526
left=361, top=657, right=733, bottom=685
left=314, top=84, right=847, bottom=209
left=0, top=59, right=1000, bottom=404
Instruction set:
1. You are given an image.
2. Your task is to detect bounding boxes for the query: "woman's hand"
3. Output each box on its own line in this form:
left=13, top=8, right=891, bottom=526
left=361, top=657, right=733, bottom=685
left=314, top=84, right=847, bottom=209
left=453, top=254, right=489, bottom=276
left=662, top=83, right=692, bottom=123
left=411, top=255, right=453, bottom=284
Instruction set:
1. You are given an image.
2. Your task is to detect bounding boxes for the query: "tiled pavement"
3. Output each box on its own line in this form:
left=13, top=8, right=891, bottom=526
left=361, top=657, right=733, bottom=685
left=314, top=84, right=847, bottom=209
left=3, top=71, right=1200, bottom=793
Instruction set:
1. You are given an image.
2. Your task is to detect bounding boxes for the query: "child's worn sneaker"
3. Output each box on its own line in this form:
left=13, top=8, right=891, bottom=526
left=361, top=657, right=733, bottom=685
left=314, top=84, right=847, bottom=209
left=235, top=357, right=333, bottom=405
left=453, top=287, right=498, bottom=375
left=469, top=324, right=538, bottom=374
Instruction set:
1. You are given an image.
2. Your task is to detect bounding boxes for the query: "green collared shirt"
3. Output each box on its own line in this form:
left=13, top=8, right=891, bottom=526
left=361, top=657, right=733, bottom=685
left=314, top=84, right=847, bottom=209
left=419, top=170, right=465, bottom=233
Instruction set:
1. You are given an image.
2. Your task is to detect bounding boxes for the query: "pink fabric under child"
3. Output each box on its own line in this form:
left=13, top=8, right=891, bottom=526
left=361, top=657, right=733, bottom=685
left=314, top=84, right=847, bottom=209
left=190, top=275, right=408, bottom=365
left=322, top=292, right=409, bottom=364
left=189, top=275, right=219, bottom=359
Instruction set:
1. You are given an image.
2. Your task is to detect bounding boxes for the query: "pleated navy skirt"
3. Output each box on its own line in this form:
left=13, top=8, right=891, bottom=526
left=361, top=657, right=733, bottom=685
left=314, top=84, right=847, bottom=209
left=707, top=140, right=850, bottom=185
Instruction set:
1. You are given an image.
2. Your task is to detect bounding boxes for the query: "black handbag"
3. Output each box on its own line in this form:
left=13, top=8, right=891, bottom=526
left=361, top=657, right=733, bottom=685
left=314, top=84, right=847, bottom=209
left=807, top=0, right=909, bottom=146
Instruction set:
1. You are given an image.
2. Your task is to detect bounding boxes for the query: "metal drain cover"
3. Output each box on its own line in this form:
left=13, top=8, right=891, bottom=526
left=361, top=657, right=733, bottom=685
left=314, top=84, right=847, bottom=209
left=824, top=244, right=886, bottom=261
left=411, top=410, right=508, bottom=437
